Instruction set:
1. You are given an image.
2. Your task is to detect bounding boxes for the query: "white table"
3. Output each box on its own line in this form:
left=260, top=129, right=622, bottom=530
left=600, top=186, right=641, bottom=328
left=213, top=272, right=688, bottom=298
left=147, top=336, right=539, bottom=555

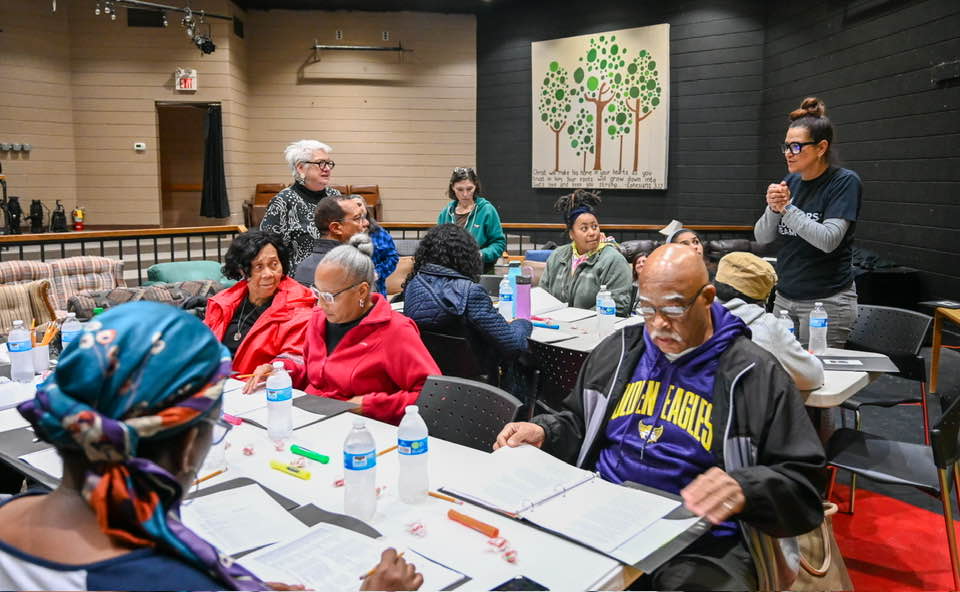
left=194, top=412, right=636, bottom=590
left=801, top=347, right=890, bottom=408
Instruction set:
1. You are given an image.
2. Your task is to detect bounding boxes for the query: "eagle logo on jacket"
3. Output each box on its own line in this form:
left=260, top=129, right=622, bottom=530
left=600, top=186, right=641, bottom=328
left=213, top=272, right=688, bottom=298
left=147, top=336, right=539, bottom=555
left=638, top=422, right=664, bottom=443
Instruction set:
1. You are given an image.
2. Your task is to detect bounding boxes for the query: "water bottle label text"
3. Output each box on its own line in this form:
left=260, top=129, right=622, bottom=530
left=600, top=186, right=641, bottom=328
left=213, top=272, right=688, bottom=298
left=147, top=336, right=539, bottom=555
left=7, top=340, right=31, bottom=353
left=266, top=386, right=292, bottom=402
left=344, top=451, right=376, bottom=470
left=62, top=330, right=81, bottom=344
left=398, top=438, right=428, bottom=455
left=809, top=319, right=828, bottom=328
left=599, top=305, right=616, bottom=315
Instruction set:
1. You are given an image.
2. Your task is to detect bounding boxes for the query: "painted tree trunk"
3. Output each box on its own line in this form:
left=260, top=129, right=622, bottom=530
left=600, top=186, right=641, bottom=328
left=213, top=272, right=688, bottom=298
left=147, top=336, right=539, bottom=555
left=631, top=104, right=653, bottom=172
left=619, top=136, right=624, bottom=171
left=552, top=126, right=563, bottom=172
left=592, top=99, right=611, bottom=170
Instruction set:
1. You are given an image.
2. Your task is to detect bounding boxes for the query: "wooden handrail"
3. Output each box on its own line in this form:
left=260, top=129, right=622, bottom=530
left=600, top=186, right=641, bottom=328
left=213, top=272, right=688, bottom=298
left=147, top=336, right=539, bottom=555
left=0, top=225, right=247, bottom=244
left=381, top=222, right=754, bottom=232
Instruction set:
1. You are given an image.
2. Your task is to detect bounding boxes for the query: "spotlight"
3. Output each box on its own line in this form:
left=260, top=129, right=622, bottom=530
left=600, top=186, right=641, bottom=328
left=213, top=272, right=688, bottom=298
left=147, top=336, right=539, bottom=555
left=94, top=2, right=101, bottom=16
left=193, top=34, right=216, bottom=54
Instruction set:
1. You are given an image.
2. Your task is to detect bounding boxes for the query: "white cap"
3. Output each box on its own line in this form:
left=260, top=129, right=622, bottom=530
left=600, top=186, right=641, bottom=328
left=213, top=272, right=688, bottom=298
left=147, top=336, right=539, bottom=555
left=405, top=405, right=419, bottom=413
left=272, top=361, right=284, bottom=370
left=353, top=418, right=366, bottom=428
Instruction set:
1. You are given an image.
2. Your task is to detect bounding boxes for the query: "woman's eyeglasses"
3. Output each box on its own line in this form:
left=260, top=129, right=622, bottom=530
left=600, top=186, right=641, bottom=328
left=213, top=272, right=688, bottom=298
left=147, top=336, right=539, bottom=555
left=780, top=141, right=817, bottom=155
left=311, top=281, right=363, bottom=304
left=303, top=159, right=336, bottom=170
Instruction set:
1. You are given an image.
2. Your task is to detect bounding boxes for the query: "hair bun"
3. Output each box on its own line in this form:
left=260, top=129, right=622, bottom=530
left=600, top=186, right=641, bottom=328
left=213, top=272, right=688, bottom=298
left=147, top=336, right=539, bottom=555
left=789, top=97, right=826, bottom=121
left=347, top=232, right=374, bottom=257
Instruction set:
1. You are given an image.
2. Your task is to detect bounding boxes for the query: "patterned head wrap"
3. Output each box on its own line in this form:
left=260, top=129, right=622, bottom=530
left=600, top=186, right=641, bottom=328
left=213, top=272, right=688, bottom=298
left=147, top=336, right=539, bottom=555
left=18, top=301, right=264, bottom=590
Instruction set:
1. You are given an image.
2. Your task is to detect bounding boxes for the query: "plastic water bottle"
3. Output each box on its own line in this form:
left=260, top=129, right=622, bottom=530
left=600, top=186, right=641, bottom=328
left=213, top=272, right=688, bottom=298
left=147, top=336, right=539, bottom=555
left=498, top=276, right=514, bottom=320
left=265, top=361, right=293, bottom=442
left=397, top=405, right=429, bottom=503
left=344, top=419, right=377, bottom=522
left=507, top=262, right=522, bottom=316
left=778, top=310, right=795, bottom=337
left=61, top=313, right=82, bottom=348
left=595, top=285, right=616, bottom=339
left=808, top=302, right=829, bottom=355
left=8, top=320, right=34, bottom=383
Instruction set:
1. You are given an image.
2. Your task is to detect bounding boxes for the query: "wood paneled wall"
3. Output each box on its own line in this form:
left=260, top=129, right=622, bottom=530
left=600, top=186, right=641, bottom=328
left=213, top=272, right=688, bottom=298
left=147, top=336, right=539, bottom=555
left=761, top=0, right=960, bottom=298
left=244, top=10, right=476, bottom=222
left=0, top=1, right=475, bottom=226
left=0, top=1, right=78, bottom=212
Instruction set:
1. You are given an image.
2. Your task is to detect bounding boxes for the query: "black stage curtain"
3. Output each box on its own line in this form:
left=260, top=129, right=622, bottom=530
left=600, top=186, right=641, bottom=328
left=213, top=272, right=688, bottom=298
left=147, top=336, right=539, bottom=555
left=200, top=105, right=230, bottom=218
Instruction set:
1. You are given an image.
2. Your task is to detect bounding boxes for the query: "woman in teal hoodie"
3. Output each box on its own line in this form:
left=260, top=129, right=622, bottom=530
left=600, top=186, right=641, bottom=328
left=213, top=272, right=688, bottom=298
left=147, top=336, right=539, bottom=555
left=437, top=167, right=506, bottom=273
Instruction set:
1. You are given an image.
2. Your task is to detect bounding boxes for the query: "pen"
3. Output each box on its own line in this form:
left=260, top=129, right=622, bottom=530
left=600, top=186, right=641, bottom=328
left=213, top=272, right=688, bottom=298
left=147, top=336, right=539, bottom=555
left=377, top=445, right=398, bottom=456
left=448, top=508, right=499, bottom=538
left=358, top=552, right=403, bottom=580
left=532, top=321, right=560, bottom=329
left=530, top=315, right=550, bottom=322
left=291, top=444, right=330, bottom=464
left=270, top=459, right=311, bottom=480
left=192, top=468, right=226, bottom=486
left=429, top=491, right=463, bottom=505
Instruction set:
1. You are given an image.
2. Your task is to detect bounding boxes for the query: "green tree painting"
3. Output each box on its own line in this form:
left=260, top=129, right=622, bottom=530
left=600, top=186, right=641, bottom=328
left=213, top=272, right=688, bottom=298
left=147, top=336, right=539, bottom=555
left=622, top=49, right=663, bottom=172
left=573, top=35, right=628, bottom=171
left=538, top=61, right=573, bottom=172
left=567, top=101, right=595, bottom=171
left=604, top=100, right=632, bottom=171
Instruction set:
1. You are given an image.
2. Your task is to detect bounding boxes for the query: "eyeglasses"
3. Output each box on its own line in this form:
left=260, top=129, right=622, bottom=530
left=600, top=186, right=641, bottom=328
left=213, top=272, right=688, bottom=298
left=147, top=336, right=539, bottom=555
left=453, top=167, right=475, bottom=175
left=636, top=284, right=709, bottom=319
left=780, top=141, right=817, bottom=155
left=303, top=159, right=336, bottom=170
left=201, top=415, right=233, bottom=445
left=312, top=281, right=363, bottom=304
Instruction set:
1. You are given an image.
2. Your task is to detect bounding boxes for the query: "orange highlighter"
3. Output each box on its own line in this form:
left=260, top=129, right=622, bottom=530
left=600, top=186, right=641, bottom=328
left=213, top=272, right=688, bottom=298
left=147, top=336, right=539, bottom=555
left=448, top=508, right=499, bottom=538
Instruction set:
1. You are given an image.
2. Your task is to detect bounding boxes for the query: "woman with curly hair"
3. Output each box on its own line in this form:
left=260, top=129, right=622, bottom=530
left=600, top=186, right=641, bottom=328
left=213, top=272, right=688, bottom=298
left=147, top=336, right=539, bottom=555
left=402, top=224, right=532, bottom=370
left=204, top=229, right=315, bottom=374
left=539, top=190, right=633, bottom=315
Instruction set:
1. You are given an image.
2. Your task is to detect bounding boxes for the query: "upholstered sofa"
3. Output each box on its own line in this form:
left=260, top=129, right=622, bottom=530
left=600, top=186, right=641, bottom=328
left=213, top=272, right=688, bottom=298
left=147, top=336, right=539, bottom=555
left=0, top=256, right=125, bottom=311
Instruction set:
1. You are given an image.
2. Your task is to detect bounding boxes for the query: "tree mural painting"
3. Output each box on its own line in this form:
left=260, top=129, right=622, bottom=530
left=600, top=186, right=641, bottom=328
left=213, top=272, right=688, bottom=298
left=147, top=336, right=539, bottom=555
left=573, top=35, right=628, bottom=171
left=538, top=61, right=573, bottom=172
left=568, top=101, right=595, bottom=172
left=622, top=49, right=663, bottom=172
left=605, top=100, right=632, bottom=171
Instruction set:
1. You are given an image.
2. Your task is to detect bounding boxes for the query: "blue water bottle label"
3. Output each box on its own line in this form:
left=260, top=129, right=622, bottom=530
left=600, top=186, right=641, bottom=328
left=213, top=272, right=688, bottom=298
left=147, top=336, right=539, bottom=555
left=398, top=437, right=428, bottom=456
left=61, top=330, right=81, bottom=344
left=7, top=340, right=31, bottom=353
left=599, top=304, right=616, bottom=316
left=809, top=318, right=828, bottom=328
left=266, top=386, right=292, bottom=402
left=500, top=293, right=512, bottom=302
left=344, top=451, right=376, bottom=470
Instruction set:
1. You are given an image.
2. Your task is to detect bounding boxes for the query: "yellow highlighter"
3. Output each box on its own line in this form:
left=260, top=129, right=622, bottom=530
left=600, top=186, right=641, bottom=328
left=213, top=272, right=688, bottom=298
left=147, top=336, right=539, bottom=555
left=270, top=459, right=311, bottom=480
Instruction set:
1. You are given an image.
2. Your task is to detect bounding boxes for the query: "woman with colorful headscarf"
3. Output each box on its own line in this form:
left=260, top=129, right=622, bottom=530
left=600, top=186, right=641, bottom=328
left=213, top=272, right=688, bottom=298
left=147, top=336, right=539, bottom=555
left=0, top=302, right=421, bottom=591
left=538, top=190, right=633, bottom=316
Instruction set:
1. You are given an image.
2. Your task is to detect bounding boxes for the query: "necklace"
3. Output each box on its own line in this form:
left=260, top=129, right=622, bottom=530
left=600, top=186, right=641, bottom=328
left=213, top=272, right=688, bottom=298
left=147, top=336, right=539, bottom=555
left=233, top=299, right=255, bottom=342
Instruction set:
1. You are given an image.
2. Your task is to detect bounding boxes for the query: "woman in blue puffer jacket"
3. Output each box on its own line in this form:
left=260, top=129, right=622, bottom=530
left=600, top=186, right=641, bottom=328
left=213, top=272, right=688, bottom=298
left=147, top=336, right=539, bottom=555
left=402, top=224, right=532, bottom=369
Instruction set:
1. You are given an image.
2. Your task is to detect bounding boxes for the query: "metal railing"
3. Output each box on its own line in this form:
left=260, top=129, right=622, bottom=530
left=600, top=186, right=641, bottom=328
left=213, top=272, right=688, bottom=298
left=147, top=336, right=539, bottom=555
left=0, top=226, right=247, bottom=286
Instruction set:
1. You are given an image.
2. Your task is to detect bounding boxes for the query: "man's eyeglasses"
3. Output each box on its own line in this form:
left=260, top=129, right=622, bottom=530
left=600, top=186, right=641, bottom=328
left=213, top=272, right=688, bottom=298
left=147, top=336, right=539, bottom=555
left=636, top=284, right=709, bottom=319
left=780, top=141, right=817, bottom=155
left=312, top=281, right=363, bottom=304
left=201, top=415, right=233, bottom=445
left=303, top=159, right=336, bottom=170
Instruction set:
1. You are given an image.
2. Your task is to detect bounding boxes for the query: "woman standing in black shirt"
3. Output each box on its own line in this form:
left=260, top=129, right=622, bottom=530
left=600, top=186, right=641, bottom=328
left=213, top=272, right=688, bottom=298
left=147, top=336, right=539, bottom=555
left=755, top=97, right=862, bottom=348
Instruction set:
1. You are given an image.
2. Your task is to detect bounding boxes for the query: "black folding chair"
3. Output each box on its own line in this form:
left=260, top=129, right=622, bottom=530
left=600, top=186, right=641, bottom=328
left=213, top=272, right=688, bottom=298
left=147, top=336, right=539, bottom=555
left=416, top=375, right=523, bottom=452
left=528, top=339, right=588, bottom=413
left=420, top=330, right=498, bottom=385
left=826, top=394, right=960, bottom=590
left=479, top=274, right=503, bottom=297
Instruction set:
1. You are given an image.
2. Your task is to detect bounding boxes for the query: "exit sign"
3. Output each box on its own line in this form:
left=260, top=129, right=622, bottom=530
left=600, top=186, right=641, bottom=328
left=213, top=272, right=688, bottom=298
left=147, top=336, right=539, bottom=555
left=175, top=69, right=198, bottom=91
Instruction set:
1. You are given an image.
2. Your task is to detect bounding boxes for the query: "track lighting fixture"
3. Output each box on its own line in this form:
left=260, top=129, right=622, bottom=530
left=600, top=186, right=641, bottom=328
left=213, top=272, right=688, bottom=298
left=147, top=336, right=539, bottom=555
left=89, top=0, right=230, bottom=55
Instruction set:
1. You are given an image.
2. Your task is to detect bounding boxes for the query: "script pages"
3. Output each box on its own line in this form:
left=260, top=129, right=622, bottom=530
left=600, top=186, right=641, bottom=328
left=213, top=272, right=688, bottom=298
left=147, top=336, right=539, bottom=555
left=441, top=445, right=682, bottom=564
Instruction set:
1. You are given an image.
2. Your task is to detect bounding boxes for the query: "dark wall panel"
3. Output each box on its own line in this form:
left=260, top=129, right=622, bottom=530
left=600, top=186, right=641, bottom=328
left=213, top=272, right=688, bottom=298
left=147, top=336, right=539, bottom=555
left=760, top=0, right=960, bottom=299
left=476, top=0, right=767, bottom=228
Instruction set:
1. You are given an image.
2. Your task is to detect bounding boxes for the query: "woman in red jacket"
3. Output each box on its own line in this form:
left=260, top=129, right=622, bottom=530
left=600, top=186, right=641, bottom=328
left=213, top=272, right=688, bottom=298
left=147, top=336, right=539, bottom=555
left=204, top=230, right=315, bottom=374
left=244, top=235, right=440, bottom=425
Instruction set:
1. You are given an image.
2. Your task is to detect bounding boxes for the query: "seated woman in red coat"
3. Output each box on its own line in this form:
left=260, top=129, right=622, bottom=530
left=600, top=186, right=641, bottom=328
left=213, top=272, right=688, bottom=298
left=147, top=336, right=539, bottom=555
left=244, top=235, right=440, bottom=425
left=204, top=230, right=315, bottom=374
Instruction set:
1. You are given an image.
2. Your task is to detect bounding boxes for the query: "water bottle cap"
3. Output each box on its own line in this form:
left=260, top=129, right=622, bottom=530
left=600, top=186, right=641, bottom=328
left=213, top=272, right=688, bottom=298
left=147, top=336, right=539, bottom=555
left=780, top=310, right=788, bottom=315
left=12, top=319, right=23, bottom=328
left=272, top=361, right=284, bottom=370
left=600, top=284, right=607, bottom=290
left=814, top=302, right=823, bottom=307
left=353, top=418, right=366, bottom=428
left=66, top=312, right=76, bottom=319
left=405, top=405, right=419, bottom=414
left=516, top=274, right=531, bottom=285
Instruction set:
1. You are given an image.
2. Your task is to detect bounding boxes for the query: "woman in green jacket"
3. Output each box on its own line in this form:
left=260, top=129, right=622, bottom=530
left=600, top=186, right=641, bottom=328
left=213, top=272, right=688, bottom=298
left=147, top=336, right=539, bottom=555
left=437, top=167, right=506, bottom=273
left=539, top=190, right=633, bottom=316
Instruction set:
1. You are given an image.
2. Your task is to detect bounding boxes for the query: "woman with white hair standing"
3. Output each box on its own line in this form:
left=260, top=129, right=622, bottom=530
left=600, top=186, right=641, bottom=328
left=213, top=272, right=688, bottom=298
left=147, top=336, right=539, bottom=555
left=260, top=139, right=342, bottom=268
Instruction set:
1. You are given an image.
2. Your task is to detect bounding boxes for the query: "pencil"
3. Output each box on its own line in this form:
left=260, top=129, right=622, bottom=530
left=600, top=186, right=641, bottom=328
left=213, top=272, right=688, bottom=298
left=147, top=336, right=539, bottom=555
left=358, top=552, right=403, bottom=580
left=428, top=491, right=463, bottom=504
left=192, top=468, right=226, bottom=486
left=377, top=445, right=398, bottom=456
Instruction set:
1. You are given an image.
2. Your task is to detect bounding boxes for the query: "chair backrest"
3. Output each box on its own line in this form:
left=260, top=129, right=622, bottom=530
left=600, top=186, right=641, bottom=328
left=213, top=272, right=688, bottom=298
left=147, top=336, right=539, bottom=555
left=254, top=183, right=285, bottom=206
left=931, top=394, right=960, bottom=470
left=479, top=274, right=502, bottom=297
left=846, top=305, right=931, bottom=358
left=528, top=339, right=588, bottom=409
left=419, top=330, right=494, bottom=384
left=350, top=184, right=380, bottom=208
left=416, top=375, right=522, bottom=452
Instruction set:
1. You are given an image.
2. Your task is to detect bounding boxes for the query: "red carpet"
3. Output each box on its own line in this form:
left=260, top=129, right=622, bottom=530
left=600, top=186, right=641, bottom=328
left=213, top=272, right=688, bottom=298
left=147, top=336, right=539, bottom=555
left=830, top=484, right=958, bottom=591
